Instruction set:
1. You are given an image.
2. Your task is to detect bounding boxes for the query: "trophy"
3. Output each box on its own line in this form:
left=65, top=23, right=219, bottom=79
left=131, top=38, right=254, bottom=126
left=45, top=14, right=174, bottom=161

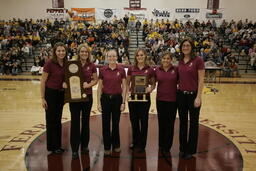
left=64, top=60, right=87, bottom=103
left=129, top=75, right=148, bottom=102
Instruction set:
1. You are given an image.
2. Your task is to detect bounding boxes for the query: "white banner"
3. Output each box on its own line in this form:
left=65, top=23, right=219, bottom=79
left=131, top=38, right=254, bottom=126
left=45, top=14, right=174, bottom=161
left=95, top=8, right=123, bottom=22
left=46, top=8, right=68, bottom=20
left=124, top=10, right=146, bottom=20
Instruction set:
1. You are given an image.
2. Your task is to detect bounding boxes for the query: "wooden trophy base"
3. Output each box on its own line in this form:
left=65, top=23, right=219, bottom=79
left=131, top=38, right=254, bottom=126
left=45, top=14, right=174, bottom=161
left=128, top=94, right=147, bottom=102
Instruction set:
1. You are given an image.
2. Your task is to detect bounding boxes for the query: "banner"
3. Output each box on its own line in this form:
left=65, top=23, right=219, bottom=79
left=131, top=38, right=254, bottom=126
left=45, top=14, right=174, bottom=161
left=174, top=8, right=202, bottom=21
left=46, top=8, right=68, bottom=20
left=95, top=8, right=122, bottom=21
left=71, top=8, right=95, bottom=21
left=124, top=9, right=146, bottom=20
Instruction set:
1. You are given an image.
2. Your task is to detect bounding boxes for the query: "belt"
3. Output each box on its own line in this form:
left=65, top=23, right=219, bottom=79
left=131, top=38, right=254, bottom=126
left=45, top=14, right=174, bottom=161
left=102, top=93, right=121, bottom=99
left=179, top=90, right=197, bottom=95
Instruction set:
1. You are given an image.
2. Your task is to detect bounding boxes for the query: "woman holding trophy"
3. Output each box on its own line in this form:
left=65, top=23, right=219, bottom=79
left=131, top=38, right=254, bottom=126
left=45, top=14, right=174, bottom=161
left=97, top=49, right=126, bottom=156
left=127, top=48, right=156, bottom=152
left=67, top=44, right=98, bottom=159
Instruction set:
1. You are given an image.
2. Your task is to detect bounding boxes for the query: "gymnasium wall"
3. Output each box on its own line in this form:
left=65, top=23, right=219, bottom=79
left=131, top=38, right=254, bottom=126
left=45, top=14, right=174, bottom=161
left=0, top=0, right=255, bottom=21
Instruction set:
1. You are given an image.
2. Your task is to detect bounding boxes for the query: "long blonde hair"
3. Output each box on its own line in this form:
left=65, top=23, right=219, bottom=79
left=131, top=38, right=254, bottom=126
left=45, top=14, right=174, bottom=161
left=133, top=48, right=149, bottom=67
left=77, top=44, right=91, bottom=63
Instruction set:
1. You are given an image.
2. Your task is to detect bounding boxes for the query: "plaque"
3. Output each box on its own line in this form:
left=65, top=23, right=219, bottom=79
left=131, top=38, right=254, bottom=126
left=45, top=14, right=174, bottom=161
left=64, top=60, right=87, bottom=103
left=129, top=75, right=148, bottom=102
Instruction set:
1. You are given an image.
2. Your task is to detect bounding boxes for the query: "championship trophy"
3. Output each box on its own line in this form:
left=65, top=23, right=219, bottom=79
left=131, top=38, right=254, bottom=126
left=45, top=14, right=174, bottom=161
left=129, top=75, right=148, bottom=102
left=64, top=60, right=87, bottom=103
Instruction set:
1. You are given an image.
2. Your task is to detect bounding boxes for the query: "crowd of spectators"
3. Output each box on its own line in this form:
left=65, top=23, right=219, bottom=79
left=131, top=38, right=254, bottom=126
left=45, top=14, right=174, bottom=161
left=1, top=17, right=256, bottom=77
left=143, top=18, right=256, bottom=76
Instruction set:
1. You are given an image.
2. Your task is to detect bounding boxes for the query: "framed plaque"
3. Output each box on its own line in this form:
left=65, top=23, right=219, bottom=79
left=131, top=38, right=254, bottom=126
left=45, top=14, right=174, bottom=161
left=64, top=60, right=87, bottom=103
left=129, top=75, right=148, bottom=102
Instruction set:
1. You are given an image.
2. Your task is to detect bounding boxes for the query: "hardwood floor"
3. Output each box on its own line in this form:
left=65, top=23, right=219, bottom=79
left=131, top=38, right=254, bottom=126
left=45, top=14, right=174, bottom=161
left=0, top=75, right=255, bottom=171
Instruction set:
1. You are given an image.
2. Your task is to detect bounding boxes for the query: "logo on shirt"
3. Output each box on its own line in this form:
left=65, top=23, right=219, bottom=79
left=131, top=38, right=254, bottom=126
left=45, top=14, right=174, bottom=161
left=117, top=72, right=120, bottom=76
left=145, top=70, right=148, bottom=74
left=189, top=62, right=193, bottom=67
left=87, top=66, right=90, bottom=71
left=171, top=70, right=175, bottom=74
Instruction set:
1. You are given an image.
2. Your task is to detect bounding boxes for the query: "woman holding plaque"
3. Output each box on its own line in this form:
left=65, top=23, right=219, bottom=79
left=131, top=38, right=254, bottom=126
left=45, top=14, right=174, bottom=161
left=68, top=44, right=98, bottom=159
left=177, top=39, right=205, bottom=159
left=40, top=42, right=67, bottom=154
left=97, top=49, right=126, bottom=156
left=155, top=52, right=178, bottom=155
left=127, top=49, right=156, bottom=152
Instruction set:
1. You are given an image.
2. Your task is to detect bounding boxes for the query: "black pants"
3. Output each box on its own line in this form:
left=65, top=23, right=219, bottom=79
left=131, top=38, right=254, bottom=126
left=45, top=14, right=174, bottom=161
left=156, top=100, right=177, bottom=151
left=177, top=91, right=201, bottom=154
left=45, top=87, right=64, bottom=151
left=69, top=94, right=93, bottom=152
left=128, top=96, right=151, bottom=149
left=101, top=94, right=122, bottom=150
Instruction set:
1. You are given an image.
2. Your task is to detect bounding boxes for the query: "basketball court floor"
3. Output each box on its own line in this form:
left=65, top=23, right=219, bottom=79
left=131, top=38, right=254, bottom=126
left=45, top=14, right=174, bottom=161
left=0, top=75, right=255, bottom=171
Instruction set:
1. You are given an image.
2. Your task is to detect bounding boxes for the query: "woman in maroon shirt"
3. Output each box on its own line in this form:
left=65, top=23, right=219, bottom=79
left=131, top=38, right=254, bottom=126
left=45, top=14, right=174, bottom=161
left=155, top=52, right=178, bottom=156
left=40, top=42, right=67, bottom=154
left=177, top=39, right=205, bottom=159
left=97, top=49, right=126, bottom=156
left=127, top=48, right=156, bottom=152
left=68, top=44, right=98, bottom=159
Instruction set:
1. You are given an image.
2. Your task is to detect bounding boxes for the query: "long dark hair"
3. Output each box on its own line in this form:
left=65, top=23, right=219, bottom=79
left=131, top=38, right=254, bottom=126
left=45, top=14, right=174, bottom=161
left=51, top=42, right=68, bottom=63
left=179, top=38, right=196, bottom=60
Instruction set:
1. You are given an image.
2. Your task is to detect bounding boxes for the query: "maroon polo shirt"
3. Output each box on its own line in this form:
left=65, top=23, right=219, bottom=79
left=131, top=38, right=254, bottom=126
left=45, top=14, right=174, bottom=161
left=155, top=66, right=178, bottom=102
left=178, top=56, right=205, bottom=91
left=43, top=59, right=64, bottom=90
left=127, top=65, right=154, bottom=92
left=99, top=65, right=126, bottom=95
left=82, top=62, right=97, bottom=94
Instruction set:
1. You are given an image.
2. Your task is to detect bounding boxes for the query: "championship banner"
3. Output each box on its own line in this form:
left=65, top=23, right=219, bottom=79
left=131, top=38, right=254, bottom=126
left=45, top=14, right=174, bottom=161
left=95, top=8, right=122, bottom=21
left=46, top=8, right=68, bottom=19
left=71, top=8, right=95, bottom=21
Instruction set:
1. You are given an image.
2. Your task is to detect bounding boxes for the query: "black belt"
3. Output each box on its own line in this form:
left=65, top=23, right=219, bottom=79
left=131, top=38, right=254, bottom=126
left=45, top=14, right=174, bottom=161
left=179, top=90, right=197, bottom=95
left=102, top=93, right=121, bottom=99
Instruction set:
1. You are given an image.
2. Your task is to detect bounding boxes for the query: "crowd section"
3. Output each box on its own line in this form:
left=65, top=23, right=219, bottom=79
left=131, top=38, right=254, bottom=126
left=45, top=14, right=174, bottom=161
left=0, top=17, right=256, bottom=76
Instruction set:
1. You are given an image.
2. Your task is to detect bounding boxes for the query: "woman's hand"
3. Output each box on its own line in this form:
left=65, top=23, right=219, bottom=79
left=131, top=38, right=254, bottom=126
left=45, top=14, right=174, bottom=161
left=62, top=82, right=67, bottom=89
left=146, top=87, right=153, bottom=93
left=83, top=82, right=90, bottom=89
left=42, top=98, right=48, bottom=109
left=194, top=97, right=201, bottom=108
left=120, top=103, right=125, bottom=112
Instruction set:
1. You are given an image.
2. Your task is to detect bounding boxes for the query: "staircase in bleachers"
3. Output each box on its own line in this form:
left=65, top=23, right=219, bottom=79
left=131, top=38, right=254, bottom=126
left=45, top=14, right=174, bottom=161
left=128, top=30, right=145, bottom=62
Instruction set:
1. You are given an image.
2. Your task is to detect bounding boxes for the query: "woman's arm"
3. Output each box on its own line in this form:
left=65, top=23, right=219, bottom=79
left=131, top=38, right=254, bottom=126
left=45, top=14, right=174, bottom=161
left=97, top=79, right=103, bottom=112
left=83, top=72, right=98, bottom=89
left=40, top=72, right=49, bottom=109
left=120, top=78, right=127, bottom=111
left=126, top=75, right=131, bottom=101
left=194, top=69, right=205, bottom=107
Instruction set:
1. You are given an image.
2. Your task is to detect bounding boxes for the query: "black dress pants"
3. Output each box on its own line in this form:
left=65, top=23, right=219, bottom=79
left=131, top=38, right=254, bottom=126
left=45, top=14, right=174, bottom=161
left=101, top=94, right=122, bottom=150
left=156, top=100, right=177, bottom=151
left=177, top=91, right=201, bottom=155
left=128, top=96, right=151, bottom=149
left=69, top=95, right=93, bottom=152
left=45, top=87, right=64, bottom=151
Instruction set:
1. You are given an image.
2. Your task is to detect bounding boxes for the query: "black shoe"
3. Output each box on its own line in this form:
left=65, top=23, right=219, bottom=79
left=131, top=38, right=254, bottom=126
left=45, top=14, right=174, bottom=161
left=72, top=152, right=79, bottom=159
left=161, top=150, right=171, bottom=157
left=179, top=151, right=186, bottom=158
left=51, top=149, right=64, bottom=154
left=137, top=148, right=145, bottom=153
left=81, top=147, right=89, bottom=154
left=183, top=153, right=193, bottom=160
